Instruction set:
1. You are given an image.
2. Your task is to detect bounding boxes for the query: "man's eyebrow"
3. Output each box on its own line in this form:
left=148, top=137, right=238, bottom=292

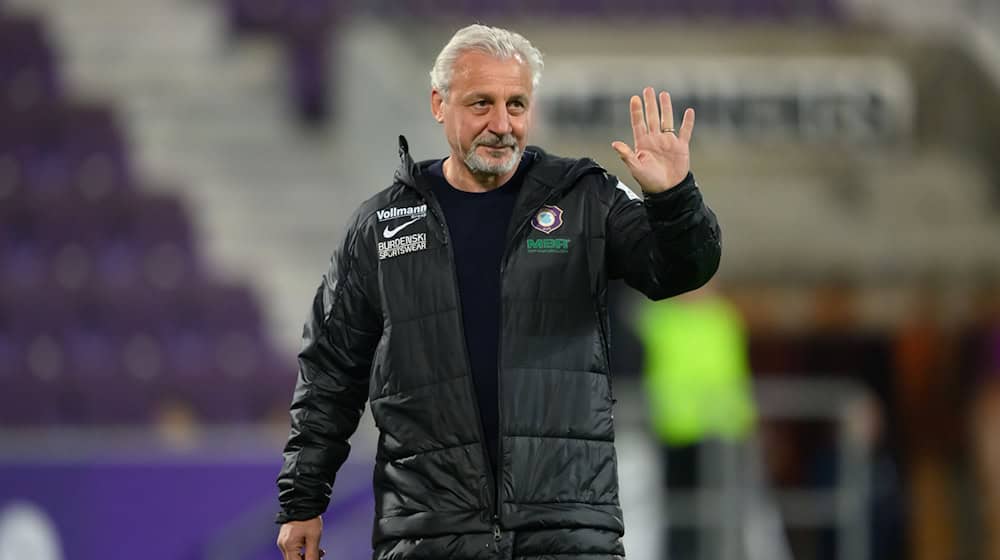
left=462, top=91, right=493, bottom=101
left=461, top=91, right=530, bottom=102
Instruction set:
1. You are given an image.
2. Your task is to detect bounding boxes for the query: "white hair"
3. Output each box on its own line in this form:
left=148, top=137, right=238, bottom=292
left=430, top=24, right=544, bottom=96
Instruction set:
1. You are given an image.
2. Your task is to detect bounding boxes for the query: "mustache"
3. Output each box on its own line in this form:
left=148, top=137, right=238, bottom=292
left=472, top=133, right=516, bottom=149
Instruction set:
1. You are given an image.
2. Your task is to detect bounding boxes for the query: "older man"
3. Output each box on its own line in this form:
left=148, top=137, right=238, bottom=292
left=276, top=24, right=720, bottom=560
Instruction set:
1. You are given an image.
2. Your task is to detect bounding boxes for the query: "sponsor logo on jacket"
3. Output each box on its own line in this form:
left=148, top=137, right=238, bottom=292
left=377, top=204, right=427, bottom=222
left=378, top=233, right=427, bottom=260
left=526, top=238, right=570, bottom=254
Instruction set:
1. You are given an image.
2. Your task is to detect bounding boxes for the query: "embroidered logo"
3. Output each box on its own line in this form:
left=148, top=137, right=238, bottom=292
left=382, top=217, right=421, bottom=239
left=531, top=205, right=563, bottom=235
left=377, top=204, right=426, bottom=222
left=526, top=238, right=570, bottom=254
left=378, top=233, right=427, bottom=260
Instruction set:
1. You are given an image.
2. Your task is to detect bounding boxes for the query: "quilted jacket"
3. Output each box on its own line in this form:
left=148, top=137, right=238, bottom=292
left=276, top=136, right=722, bottom=559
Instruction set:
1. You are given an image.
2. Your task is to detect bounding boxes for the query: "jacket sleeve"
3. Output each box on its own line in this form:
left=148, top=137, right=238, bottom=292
left=605, top=172, right=721, bottom=300
left=275, top=211, right=382, bottom=523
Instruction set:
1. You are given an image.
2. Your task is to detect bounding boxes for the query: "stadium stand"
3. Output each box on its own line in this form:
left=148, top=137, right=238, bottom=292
left=3, top=2, right=1000, bottom=556
left=0, top=10, right=292, bottom=426
left=226, top=0, right=340, bottom=124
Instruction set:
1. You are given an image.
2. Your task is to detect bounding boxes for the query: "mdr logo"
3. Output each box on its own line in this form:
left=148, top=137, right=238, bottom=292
left=0, top=502, right=64, bottom=560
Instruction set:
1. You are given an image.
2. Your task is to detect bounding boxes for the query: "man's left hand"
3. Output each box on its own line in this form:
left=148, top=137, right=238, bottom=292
left=611, top=87, right=695, bottom=194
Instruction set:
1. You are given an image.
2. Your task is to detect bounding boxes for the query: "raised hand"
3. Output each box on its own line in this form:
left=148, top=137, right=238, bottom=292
left=611, top=87, right=695, bottom=194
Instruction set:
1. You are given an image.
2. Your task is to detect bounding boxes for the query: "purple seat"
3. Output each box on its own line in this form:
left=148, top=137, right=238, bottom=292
left=282, top=1, right=339, bottom=124
left=13, top=191, right=198, bottom=292
left=0, top=240, right=48, bottom=293
left=61, top=105, right=133, bottom=199
left=0, top=329, right=73, bottom=425
left=163, top=282, right=262, bottom=334
left=0, top=105, right=63, bottom=196
left=226, top=0, right=338, bottom=124
left=207, top=284, right=264, bottom=331
left=157, top=329, right=234, bottom=422
left=71, top=336, right=160, bottom=425
left=72, top=192, right=195, bottom=253
left=282, top=0, right=338, bottom=33
left=93, top=241, right=145, bottom=291
left=0, top=16, right=61, bottom=110
left=55, top=293, right=163, bottom=424
left=154, top=282, right=274, bottom=423
left=363, top=0, right=840, bottom=20
left=226, top=0, right=287, bottom=35
left=80, top=282, right=173, bottom=340
left=158, top=327, right=283, bottom=422
left=135, top=193, right=195, bottom=252
left=0, top=103, right=132, bottom=202
left=0, top=198, right=122, bottom=294
left=128, top=194, right=200, bottom=290
left=245, top=347, right=296, bottom=418
left=227, top=0, right=336, bottom=36
left=284, top=27, right=332, bottom=124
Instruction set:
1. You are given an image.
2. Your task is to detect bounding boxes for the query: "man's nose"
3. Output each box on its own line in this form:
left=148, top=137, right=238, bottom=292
left=487, top=106, right=512, bottom=135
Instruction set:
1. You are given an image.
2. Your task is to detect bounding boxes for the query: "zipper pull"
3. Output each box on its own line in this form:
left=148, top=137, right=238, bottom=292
left=493, top=523, right=501, bottom=542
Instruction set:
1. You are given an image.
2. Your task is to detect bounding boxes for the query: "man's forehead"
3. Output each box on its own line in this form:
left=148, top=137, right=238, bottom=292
left=450, top=51, right=532, bottom=92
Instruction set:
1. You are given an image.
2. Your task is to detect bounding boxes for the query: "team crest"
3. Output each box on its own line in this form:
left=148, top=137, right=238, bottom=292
left=531, top=205, right=563, bottom=235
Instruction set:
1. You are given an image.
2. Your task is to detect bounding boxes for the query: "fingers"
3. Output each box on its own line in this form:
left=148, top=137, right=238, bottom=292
left=278, top=539, right=298, bottom=560
left=629, top=95, right=645, bottom=147
left=659, top=91, right=674, bottom=133
left=303, top=535, right=322, bottom=560
left=678, top=107, right=695, bottom=143
left=277, top=520, right=324, bottom=560
left=642, top=87, right=659, bottom=137
left=611, top=141, right=638, bottom=168
left=625, top=88, right=694, bottom=147
left=633, top=88, right=688, bottom=136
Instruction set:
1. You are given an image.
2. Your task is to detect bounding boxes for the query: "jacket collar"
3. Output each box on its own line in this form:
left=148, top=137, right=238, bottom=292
left=395, top=134, right=606, bottom=250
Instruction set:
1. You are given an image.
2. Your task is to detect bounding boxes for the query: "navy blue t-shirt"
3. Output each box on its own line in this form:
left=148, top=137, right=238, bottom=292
left=426, top=153, right=533, bottom=472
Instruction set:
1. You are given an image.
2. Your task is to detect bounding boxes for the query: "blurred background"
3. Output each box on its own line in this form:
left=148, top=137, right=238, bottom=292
left=1, top=0, right=999, bottom=559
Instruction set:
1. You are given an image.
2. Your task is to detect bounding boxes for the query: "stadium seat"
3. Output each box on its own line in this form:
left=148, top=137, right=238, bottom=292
left=0, top=103, right=132, bottom=202
left=0, top=15, right=61, bottom=110
left=0, top=7, right=320, bottom=426
left=0, top=330, right=73, bottom=426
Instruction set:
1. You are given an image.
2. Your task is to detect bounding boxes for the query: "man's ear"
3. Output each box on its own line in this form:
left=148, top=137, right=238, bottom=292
left=431, top=89, right=445, bottom=123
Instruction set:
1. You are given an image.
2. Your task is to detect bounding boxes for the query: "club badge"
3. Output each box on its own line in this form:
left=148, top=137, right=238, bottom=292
left=531, top=205, right=563, bottom=235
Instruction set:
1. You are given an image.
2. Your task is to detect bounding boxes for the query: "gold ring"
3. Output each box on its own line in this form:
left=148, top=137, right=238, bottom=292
left=661, top=127, right=675, bottom=134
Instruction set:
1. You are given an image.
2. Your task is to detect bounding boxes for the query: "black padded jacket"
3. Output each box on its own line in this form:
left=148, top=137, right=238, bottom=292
left=276, top=136, right=722, bottom=559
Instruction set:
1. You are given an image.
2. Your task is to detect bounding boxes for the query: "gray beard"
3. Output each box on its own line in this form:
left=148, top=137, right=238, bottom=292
left=464, top=134, right=521, bottom=176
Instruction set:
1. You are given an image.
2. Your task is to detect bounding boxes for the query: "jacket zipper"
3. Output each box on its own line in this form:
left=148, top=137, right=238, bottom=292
left=491, top=187, right=569, bottom=540
left=494, top=262, right=506, bottom=541
left=422, top=190, right=501, bottom=538
left=408, top=162, right=602, bottom=548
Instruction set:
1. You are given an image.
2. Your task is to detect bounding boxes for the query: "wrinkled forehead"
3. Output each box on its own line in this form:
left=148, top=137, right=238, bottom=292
left=448, top=51, right=533, bottom=97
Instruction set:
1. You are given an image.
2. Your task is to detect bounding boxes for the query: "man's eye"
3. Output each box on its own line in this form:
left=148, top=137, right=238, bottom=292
left=473, top=100, right=489, bottom=108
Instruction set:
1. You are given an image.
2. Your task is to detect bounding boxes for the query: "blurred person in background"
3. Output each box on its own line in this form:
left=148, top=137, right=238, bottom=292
left=633, top=279, right=757, bottom=559
left=275, top=23, right=721, bottom=560
left=967, top=274, right=1000, bottom=560
left=801, top=277, right=906, bottom=560
left=891, top=275, right=962, bottom=560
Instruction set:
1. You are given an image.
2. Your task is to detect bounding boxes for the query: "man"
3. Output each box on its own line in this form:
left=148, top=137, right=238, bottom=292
left=276, top=24, right=721, bottom=560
